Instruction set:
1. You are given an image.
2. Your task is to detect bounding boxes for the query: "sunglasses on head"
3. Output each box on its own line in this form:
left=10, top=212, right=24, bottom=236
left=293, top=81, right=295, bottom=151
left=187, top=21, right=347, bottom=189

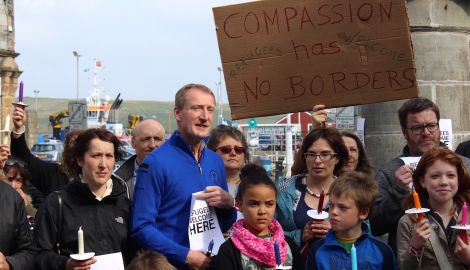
left=216, top=146, right=245, bottom=155
left=5, top=158, right=26, bottom=168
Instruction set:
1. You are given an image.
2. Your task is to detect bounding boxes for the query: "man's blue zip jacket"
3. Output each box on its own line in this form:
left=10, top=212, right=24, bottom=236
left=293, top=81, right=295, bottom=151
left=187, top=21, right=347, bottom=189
left=130, top=130, right=236, bottom=269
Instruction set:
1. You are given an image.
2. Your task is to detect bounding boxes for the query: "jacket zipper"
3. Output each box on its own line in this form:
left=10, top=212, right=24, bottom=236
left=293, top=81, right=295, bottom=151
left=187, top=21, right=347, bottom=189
left=198, top=163, right=202, bottom=176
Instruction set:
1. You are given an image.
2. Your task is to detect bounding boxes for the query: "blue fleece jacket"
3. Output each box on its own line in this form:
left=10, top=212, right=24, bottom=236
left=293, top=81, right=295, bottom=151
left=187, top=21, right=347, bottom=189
left=306, top=223, right=397, bottom=270
left=130, top=131, right=236, bottom=269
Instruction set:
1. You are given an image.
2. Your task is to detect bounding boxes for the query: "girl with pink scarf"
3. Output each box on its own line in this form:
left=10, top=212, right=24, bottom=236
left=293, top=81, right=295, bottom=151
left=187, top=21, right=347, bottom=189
left=212, top=164, right=303, bottom=270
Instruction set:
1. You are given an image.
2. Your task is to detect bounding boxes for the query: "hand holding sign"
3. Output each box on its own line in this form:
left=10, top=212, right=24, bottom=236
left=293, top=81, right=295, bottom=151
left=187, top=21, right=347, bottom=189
left=311, top=105, right=327, bottom=129
left=394, top=163, right=416, bottom=190
left=195, top=186, right=234, bottom=209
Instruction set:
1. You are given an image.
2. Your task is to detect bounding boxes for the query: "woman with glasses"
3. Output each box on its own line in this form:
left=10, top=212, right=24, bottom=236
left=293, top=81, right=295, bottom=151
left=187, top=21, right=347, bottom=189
left=276, top=128, right=349, bottom=249
left=309, top=104, right=372, bottom=174
left=2, top=156, right=37, bottom=219
left=208, top=125, right=249, bottom=198
left=34, top=128, right=134, bottom=270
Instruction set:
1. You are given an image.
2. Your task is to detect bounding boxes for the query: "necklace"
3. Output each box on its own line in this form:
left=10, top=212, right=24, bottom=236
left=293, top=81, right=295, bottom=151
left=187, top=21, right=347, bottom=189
left=305, top=187, right=329, bottom=198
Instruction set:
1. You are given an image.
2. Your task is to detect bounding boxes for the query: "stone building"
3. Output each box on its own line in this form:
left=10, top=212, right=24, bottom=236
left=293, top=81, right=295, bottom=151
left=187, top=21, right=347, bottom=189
left=363, top=0, right=470, bottom=169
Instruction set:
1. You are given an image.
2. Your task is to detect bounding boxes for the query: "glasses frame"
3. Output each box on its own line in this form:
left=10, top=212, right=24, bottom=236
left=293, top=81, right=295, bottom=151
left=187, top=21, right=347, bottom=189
left=407, top=122, right=439, bottom=135
left=216, top=145, right=246, bottom=155
left=5, top=158, right=26, bottom=168
left=304, top=152, right=337, bottom=161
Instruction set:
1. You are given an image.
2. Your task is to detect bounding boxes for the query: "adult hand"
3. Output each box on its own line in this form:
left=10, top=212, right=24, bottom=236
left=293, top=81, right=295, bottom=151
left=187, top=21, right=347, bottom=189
left=195, top=186, right=234, bottom=209
left=311, top=104, right=327, bottom=129
left=12, top=105, right=26, bottom=132
left=0, top=144, right=10, bottom=169
left=302, top=220, right=331, bottom=242
left=454, top=234, right=470, bottom=265
left=394, top=164, right=414, bottom=190
left=65, top=257, right=97, bottom=270
left=409, top=218, right=430, bottom=250
left=0, top=252, right=10, bottom=270
left=186, top=250, right=211, bottom=270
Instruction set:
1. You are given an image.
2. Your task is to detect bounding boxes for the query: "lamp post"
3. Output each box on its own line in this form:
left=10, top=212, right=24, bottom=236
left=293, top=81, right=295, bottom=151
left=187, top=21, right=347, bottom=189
left=33, top=89, right=40, bottom=132
left=33, top=89, right=39, bottom=112
left=217, top=67, right=223, bottom=125
left=72, top=51, right=81, bottom=100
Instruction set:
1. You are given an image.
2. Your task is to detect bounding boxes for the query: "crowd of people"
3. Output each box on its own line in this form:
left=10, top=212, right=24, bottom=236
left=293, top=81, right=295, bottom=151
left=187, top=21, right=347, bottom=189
left=1, top=83, right=470, bottom=270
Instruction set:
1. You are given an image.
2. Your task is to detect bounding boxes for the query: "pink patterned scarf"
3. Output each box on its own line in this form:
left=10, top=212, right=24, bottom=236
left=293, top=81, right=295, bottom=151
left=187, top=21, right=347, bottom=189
left=231, top=219, right=288, bottom=267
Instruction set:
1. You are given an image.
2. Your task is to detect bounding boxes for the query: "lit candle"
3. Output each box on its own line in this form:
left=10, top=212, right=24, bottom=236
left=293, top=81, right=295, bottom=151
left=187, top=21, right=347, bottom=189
left=351, top=244, right=357, bottom=270
left=461, top=202, right=469, bottom=244
left=78, top=226, right=84, bottom=255
left=317, top=190, right=325, bottom=214
left=412, top=188, right=424, bottom=221
left=274, top=240, right=281, bottom=266
left=19, top=81, right=23, bottom=103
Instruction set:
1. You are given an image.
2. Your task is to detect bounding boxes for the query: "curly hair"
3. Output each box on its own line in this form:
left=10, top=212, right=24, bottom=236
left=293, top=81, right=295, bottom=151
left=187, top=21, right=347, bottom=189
left=62, top=128, right=121, bottom=177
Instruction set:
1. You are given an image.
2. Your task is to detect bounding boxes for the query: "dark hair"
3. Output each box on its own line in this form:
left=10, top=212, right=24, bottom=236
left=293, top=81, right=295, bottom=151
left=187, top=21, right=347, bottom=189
left=60, top=129, right=84, bottom=177
left=398, top=97, right=440, bottom=130
left=174, top=83, right=215, bottom=110
left=406, top=147, right=470, bottom=210
left=207, top=125, right=249, bottom=161
left=62, top=128, right=121, bottom=176
left=3, top=156, right=31, bottom=190
left=291, top=148, right=306, bottom=175
left=329, top=171, right=378, bottom=216
left=126, top=250, right=176, bottom=270
left=300, top=128, right=349, bottom=176
left=341, top=131, right=373, bottom=174
left=236, top=164, right=277, bottom=202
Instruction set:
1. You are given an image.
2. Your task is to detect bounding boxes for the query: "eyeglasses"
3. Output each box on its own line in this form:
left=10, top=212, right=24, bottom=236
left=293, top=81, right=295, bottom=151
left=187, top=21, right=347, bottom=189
left=216, top=146, right=245, bottom=155
left=304, top=152, right=337, bottom=161
left=407, top=123, right=439, bottom=135
left=5, top=158, right=26, bottom=168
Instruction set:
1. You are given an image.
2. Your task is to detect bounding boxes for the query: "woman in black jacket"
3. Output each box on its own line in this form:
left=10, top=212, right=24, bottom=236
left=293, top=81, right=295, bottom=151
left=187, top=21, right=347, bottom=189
left=34, top=128, right=133, bottom=270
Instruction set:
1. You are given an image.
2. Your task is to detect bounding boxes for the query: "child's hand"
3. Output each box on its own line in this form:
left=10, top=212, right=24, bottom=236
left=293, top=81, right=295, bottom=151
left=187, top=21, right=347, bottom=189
left=410, top=218, right=430, bottom=250
left=454, top=233, right=470, bottom=265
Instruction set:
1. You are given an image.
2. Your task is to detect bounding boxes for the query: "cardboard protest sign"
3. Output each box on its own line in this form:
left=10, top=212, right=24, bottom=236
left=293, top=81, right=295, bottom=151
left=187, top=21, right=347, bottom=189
left=439, top=119, right=452, bottom=150
left=213, top=0, right=418, bottom=119
left=188, top=192, right=225, bottom=255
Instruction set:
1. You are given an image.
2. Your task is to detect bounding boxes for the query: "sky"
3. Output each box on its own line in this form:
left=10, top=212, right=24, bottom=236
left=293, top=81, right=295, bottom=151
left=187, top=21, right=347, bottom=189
left=15, top=0, right=247, bottom=102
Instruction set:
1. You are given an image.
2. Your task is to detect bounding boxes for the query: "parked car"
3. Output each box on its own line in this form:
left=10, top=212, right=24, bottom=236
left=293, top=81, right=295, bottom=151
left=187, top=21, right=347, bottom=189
left=31, top=140, right=64, bottom=163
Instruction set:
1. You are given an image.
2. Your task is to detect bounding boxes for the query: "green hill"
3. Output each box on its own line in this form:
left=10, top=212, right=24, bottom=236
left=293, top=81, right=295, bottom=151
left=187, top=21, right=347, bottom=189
left=23, top=97, right=284, bottom=135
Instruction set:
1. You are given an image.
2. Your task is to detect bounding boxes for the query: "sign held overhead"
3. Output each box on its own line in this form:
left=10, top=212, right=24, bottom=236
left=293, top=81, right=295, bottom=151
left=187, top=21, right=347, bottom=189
left=213, top=0, right=418, bottom=120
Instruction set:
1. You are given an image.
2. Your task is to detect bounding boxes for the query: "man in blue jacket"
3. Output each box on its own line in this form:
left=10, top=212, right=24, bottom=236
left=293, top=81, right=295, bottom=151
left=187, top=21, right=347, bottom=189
left=131, top=83, right=236, bottom=270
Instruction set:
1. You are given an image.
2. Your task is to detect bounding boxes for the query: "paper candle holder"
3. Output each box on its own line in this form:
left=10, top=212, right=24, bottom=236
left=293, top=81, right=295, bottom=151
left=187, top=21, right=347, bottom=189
left=307, top=209, right=329, bottom=220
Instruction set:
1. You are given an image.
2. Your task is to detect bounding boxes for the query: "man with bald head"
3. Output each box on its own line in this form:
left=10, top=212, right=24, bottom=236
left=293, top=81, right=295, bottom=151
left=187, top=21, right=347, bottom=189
left=114, top=119, right=165, bottom=200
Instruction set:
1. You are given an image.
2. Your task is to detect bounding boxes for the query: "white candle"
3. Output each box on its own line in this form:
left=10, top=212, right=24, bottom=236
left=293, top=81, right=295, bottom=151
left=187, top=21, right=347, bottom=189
left=78, top=226, right=84, bottom=254
left=4, top=114, right=10, bottom=131
left=2, top=115, right=10, bottom=145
